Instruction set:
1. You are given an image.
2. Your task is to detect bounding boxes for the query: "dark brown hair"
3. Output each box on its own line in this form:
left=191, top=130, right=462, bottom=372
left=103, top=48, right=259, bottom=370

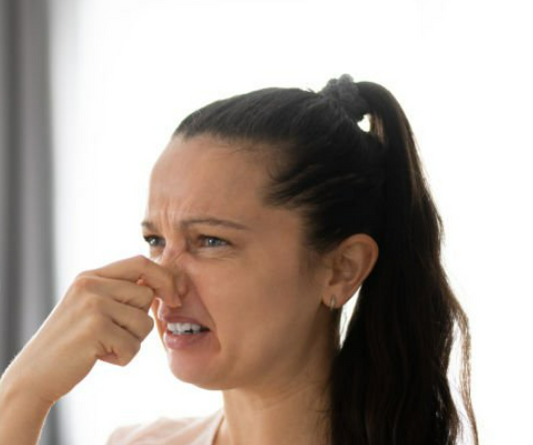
left=174, top=75, right=478, bottom=445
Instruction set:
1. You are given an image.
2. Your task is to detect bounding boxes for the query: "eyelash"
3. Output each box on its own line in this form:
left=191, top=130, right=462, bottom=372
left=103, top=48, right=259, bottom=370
left=142, top=235, right=229, bottom=249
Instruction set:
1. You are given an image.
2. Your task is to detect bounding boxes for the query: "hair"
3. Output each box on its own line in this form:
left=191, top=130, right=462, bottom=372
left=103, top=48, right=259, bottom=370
left=173, top=75, right=478, bottom=445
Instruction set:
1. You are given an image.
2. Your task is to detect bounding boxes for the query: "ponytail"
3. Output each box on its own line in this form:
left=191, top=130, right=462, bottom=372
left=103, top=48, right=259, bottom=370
left=330, top=79, right=478, bottom=445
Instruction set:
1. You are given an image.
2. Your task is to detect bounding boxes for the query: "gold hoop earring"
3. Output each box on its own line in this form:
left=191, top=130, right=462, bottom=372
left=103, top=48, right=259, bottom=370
left=329, top=295, right=337, bottom=311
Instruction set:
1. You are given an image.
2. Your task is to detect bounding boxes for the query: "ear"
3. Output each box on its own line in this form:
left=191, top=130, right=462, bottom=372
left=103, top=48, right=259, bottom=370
left=322, top=234, right=379, bottom=309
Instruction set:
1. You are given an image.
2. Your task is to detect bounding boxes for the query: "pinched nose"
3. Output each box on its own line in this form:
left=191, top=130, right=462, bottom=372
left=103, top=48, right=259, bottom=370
left=154, top=256, right=188, bottom=307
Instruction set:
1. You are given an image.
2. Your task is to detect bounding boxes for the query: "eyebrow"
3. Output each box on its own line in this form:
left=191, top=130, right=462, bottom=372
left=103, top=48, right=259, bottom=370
left=141, top=217, right=251, bottom=232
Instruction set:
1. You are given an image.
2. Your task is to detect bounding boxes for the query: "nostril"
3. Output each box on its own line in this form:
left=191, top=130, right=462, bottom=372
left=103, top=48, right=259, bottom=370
left=156, top=299, right=183, bottom=321
left=171, top=297, right=182, bottom=308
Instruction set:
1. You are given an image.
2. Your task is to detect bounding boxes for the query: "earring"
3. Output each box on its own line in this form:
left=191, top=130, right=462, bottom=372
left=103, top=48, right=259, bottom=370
left=329, top=295, right=337, bottom=311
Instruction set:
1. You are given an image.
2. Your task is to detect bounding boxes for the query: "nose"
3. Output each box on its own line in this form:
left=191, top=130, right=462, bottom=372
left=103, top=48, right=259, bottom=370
left=156, top=250, right=189, bottom=308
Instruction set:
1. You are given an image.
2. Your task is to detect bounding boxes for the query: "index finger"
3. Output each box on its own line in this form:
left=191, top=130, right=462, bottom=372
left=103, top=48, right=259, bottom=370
left=88, top=255, right=180, bottom=306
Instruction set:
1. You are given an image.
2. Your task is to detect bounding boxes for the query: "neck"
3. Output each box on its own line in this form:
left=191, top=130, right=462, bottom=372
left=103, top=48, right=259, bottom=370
left=217, top=378, right=330, bottom=445
left=214, top=329, right=335, bottom=445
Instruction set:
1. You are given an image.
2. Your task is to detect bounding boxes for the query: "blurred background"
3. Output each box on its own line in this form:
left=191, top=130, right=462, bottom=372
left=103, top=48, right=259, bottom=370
left=1, top=0, right=532, bottom=443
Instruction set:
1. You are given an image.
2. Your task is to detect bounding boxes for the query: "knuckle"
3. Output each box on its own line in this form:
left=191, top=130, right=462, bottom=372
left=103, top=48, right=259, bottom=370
left=75, top=270, right=91, bottom=280
left=72, top=275, right=95, bottom=292
left=86, top=310, right=107, bottom=331
left=81, top=293, right=104, bottom=312
left=79, top=297, right=108, bottom=329
left=136, top=255, right=151, bottom=268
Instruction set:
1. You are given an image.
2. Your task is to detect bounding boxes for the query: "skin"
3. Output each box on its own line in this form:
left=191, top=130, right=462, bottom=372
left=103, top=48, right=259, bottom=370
left=0, top=255, right=177, bottom=444
left=0, top=134, right=378, bottom=445
left=145, top=135, right=379, bottom=445
left=145, top=135, right=333, bottom=390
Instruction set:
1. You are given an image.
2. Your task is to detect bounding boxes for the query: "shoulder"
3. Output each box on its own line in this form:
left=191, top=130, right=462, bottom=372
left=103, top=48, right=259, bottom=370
left=106, top=410, right=223, bottom=445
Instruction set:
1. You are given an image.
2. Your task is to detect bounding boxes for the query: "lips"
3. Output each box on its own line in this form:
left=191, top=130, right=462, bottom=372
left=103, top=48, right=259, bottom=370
left=155, top=302, right=213, bottom=350
left=161, top=316, right=212, bottom=350
left=160, top=315, right=211, bottom=334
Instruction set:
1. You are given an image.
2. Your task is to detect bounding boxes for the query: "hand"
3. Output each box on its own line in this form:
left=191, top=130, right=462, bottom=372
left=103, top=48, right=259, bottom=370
left=2, top=255, right=179, bottom=407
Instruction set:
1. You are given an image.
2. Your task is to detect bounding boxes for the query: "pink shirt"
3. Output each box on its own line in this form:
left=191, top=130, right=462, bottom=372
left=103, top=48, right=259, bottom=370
left=105, top=410, right=223, bottom=445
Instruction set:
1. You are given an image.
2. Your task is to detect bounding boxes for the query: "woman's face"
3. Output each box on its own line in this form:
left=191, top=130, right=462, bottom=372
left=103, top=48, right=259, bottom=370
left=143, top=135, right=333, bottom=391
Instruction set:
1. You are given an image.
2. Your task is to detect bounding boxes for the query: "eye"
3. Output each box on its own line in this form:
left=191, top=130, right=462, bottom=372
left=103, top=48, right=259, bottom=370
left=198, top=235, right=229, bottom=248
left=143, top=235, right=165, bottom=248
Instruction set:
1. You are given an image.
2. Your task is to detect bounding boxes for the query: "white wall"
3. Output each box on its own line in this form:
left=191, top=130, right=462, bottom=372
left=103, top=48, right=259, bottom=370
left=49, top=0, right=533, bottom=443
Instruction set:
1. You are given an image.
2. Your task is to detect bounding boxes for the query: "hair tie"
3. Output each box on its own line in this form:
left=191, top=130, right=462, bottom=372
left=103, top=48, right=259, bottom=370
left=320, top=74, right=369, bottom=123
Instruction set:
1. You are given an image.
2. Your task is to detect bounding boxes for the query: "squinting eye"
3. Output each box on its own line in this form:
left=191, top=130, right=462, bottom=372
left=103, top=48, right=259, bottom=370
left=198, top=235, right=229, bottom=248
left=143, top=235, right=164, bottom=248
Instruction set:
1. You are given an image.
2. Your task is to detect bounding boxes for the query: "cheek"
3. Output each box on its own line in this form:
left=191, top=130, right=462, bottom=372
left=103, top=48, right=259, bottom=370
left=191, top=254, right=306, bottom=336
left=190, top=261, right=261, bottom=317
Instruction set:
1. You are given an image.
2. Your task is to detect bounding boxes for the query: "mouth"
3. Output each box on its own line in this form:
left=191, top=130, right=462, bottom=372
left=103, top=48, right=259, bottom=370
left=166, top=322, right=210, bottom=336
left=163, top=321, right=212, bottom=351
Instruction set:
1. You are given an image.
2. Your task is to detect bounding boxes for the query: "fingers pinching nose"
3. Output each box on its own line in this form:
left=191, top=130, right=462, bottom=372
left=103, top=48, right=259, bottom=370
left=136, top=277, right=148, bottom=287
left=135, top=276, right=178, bottom=305
left=136, top=277, right=154, bottom=296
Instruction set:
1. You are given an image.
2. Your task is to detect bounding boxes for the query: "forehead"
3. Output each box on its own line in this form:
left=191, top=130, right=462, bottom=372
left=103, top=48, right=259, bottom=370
left=146, top=136, right=270, bottom=223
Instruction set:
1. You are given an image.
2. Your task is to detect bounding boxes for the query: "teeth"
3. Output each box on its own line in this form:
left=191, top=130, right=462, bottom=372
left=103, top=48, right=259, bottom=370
left=167, top=322, right=205, bottom=335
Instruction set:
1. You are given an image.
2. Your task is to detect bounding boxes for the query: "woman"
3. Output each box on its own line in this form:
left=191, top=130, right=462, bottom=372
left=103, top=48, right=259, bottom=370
left=0, top=75, right=478, bottom=444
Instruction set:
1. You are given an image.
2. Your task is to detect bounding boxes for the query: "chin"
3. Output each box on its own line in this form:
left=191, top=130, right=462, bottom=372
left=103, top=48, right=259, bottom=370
left=165, top=349, right=224, bottom=390
left=167, top=350, right=252, bottom=391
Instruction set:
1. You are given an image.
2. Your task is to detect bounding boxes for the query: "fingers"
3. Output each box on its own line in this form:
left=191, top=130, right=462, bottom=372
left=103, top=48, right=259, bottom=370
left=82, top=255, right=181, bottom=308
left=103, top=297, right=155, bottom=341
left=96, top=321, right=143, bottom=367
left=67, top=276, right=155, bottom=341
left=72, top=275, right=156, bottom=311
left=65, top=255, right=180, bottom=369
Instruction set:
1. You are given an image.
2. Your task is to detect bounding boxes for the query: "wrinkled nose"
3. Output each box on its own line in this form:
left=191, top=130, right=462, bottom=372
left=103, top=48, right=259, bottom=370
left=155, top=251, right=189, bottom=308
